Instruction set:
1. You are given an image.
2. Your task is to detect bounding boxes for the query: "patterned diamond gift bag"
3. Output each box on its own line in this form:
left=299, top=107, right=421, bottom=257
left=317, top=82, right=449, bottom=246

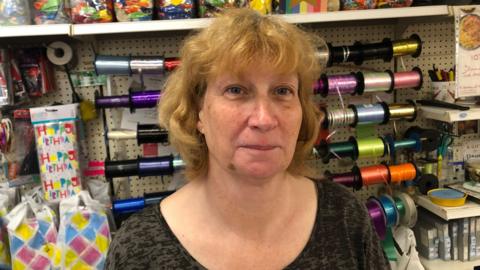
left=5, top=199, right=61, bottom=270
left=58, top=191, right=111, bottom=270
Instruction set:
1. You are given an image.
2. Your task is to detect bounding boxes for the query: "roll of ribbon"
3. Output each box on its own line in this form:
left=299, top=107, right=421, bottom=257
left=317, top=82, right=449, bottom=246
left=324, top=74, right=358, bottom=96
left=327, top=171, right=362, bottom=190
left=392, top=34, right=422, bottom=58
left=388, top=163, right=417, bottom=184
left=94, top=55, right=130, bottom=75
left=107, top=130, right=136, bottom=140
left=47, top=41, right=73, bottom=66
left=366, top=197, right=387, bottom=240
left=325, top=107, right=356, bottom=128
left=351, top=103, right=389, bottom=126
left=358, top=164, right=390, bottom=186
left=359, top=71, right=393, bottom=94
left=356, top=137, right=386, bottom=158
left=388, top=101, right=416, bottom=121
left=130, top=56, right=165, bottom=74
left=378, top=194, right=399, bottom=227
left=394, top=192, right=417, bottom=228
left=393, top=67, right=423, bottom=90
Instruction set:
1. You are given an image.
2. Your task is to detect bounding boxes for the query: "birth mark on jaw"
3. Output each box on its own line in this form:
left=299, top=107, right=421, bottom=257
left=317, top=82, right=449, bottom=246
left=228, top=163, right=236, bottom=171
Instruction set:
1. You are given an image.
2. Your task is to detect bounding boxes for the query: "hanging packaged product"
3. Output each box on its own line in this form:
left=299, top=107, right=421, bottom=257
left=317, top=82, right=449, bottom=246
left=0, top=49, right=10, bottom=107
left=32, top=0, right=70, bottom=24
left=58, top=191, right=112, bottom=270
left=30, top=104, right=83, bottom=202
left=114, top=0, right=153, bottom=21
left=5, top=199, right=61, bottom=270
left=5, top=109, right=40, bottom=187
left=70, top=0, right=114, bottom=23
left=155, top=0, right=194, bottom=19
left=15, top=48, right=55, bottom=98
left=8, top=50, right=28, bottom=105
left=0, top=0, right=31, bottom=25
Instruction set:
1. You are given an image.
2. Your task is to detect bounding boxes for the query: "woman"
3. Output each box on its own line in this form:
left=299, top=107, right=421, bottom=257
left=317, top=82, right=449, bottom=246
left=106, top=8, right=390, bottom=270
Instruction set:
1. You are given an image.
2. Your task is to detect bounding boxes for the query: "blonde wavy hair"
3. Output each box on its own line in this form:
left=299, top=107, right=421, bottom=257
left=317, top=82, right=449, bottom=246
left=158, top=8, right=324, bottom=180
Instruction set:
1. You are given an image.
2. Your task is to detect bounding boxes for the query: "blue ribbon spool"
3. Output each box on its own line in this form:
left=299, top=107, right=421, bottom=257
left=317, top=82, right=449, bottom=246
left=378, top=194, right=399, bottom=227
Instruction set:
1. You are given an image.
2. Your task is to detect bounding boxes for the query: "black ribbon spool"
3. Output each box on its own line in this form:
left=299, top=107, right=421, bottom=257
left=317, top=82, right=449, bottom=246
left=405, top=126, right=441, bottom=152
left=416, top=174, right=439, bottom=195
left=138, top=155, right=174, bottom=177
left=354, top=38, right=393, bottom=65
left=137, top=124, right=169, bottom=145
left=320, top=107, right=329, bottom=129
left=327, top=43, right=345, bottom=67
left=104, top=159, right=138, bottom=178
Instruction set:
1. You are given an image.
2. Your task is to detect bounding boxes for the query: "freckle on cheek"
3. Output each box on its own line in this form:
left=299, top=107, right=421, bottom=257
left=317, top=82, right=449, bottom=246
left=228, top=163, right=236, bottom=171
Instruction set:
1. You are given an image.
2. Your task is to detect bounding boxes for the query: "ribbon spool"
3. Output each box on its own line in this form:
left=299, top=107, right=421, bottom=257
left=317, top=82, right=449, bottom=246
left=129, top=56, right=165, bottom=74
left=316, top=41, right=330, bottom=69
left=313, top=77, right=326, bottom=95
left=325, top=171, right=362, bottom=190
left=394, top=192, right=417, bottom=228
left=356, top=70, right=394, bottom=94
left=356, top=137, right=386, bottom=159
left=137, top=124, right=169, bottom=145
left=383, top=135, right=420, bottom=157
left=107, top=130, right=136, bottom=140
left=378, top=194, right=399, bottom=227
left=404, top=126, right=441, bottom=152
left=324, top=107, right=356, bottom=128
left=366, top=197, right=387, bottom=240
left=316, top=137, right=358, bottom=163
left=388, top=163, right=418, bottom=184
left=354, top=164, right=390, bottom=186
left=417, top=174, right=439, bottom=195
left=355, top=38, right=393, bottom=64
left=46, top=41, right=74, bottom=66
left=320, top=73, right=359, bottom=97
left=388, top=100, right=417, bottom=122
left=392, top=34, right=422, bottom=58
left=94, top=55, right=131, bottom=75
left=393, top=67, right=423, bottom=90
left=350, top=102, right=389, bottom=126
left=326, top=43, right=362, bottom=67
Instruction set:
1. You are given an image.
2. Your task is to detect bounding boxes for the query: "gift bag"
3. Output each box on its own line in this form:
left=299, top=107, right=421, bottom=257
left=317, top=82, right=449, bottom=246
left=70, top=0, right=114, bottom=23
left=5, top=199, right=60, bottom=270
left=58, top=191, right=111, bottom=270
left=0, top=193, right=12, bottom=269
left=30, top=104, right=83, bottom=202
left=32, top=0, right=70, bottom=24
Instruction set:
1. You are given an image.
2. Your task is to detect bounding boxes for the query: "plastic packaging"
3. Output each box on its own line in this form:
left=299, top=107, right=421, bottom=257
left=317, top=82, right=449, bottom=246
left=198, top=0, right=246, bottom=18
left=58, top=191, right=111, bottom=269
left=114, top=0, right=153, bottom=21
left=0, top=50, right=10, bottom=107
left=0, top=0, right=31, bottom=25
left=155, top=0, right=194, bottom=19
left=30, top=104, right=83, bottom=202
left=377, top=0, right=412, bottom=7
left=6, top=109, right=40, bottom=187
left=5, top=198, right=61, bottom=269
left=15, top=48, right=56, bottom=98
left=340, top=0, right=376, bottom=9
left=32, top=0, right=70, bottom=24
left=70, top=0, right=114, bottom=23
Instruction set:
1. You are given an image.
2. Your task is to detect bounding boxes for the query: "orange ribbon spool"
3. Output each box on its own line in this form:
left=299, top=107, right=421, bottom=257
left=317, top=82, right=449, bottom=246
left=360, top=164, right=390, bottom=186
left=388, top=163, right=417, bottom=184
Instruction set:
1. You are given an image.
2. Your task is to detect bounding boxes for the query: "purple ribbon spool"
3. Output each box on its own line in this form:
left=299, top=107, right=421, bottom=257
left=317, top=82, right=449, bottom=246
left=130, top=90, right=161, bottom=108
left=331, top=172, right=357, bottom=188
left=95, top=95, right=130, bottom=108
left=327, top=74, right=357, bottom=96
left=366, top=197, right=387, bottom=240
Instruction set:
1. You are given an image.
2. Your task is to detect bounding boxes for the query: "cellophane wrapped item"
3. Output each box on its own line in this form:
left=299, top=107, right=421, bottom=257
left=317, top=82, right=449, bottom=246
left=340, top=0, right=376, bottom=10
left=58, top=191, right=111, bottom=269
left=30, top=104, right=83, bottom=202
left=31, top=0, right=70, bottom=24
left=114, top=0, right=153, bottom=21
left=377, top=0, right=412, bottom=8
left=70, top=0, right=114, bottom=23
left=197, top=0, right=245, bottom=18
left=0, top=0, right=31, bottom=25
left=155, top=0, right=194, bottom=19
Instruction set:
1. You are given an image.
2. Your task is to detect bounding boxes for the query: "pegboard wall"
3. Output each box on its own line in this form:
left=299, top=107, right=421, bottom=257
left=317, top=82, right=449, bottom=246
left=7, top=14, right=472, bottom=203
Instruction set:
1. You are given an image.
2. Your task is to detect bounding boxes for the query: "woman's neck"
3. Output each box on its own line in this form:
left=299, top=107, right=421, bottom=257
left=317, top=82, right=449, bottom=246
left=198, top=166, right=299, bottom=240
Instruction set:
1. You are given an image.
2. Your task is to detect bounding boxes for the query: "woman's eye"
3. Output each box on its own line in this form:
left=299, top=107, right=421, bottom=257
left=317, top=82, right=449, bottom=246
left=225, top=86, right=244, bottom=95
left=275, top=87, right=294, bottom=96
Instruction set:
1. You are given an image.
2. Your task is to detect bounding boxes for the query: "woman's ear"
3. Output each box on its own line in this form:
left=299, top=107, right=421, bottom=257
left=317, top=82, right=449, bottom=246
left=197, top=110, right=205, bottom=134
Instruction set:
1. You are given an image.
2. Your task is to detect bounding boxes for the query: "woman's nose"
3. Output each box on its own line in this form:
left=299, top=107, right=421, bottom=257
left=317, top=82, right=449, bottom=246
left=247, top=98, right=278, bottom=132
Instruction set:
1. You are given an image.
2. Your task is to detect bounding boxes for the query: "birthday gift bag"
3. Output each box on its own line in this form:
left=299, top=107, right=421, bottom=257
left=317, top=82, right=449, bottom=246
left=5, top=199, right=60, bottom=270
left=58, top=191, right=111, bottom=270
left=30, top=104, right=83, bottom=202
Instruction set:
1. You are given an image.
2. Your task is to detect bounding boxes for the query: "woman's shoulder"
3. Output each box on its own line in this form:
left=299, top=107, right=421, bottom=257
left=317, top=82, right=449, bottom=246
left=105, top=204, right=183, bottom=269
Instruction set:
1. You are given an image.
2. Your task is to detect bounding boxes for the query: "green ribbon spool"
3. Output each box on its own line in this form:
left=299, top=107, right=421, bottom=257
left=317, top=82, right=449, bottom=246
left=329, top=141, right=356, bottom=158
left=394, top=197, right=406, bottom=218
left=357, top=137, right=385, bottom=158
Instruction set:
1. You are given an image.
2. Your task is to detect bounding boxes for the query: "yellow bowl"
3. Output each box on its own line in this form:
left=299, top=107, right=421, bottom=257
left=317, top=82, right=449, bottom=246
left=427, top=188, right=467, bottom=207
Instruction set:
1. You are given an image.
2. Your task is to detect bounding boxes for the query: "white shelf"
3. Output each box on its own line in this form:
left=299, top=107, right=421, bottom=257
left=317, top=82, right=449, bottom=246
left=416, top=195, right=480, bottom=221
left=0, top=6, right=450, bottom=38
left=420, top=105, right=480, bottom=123
left=0, top=24, right=70, bottom=38
left=420, top=256, right=480, bottom=270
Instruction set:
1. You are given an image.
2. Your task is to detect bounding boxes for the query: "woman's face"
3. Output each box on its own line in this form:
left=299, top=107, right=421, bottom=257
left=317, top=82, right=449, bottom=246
left=197, top=66, right=302, bottom=180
